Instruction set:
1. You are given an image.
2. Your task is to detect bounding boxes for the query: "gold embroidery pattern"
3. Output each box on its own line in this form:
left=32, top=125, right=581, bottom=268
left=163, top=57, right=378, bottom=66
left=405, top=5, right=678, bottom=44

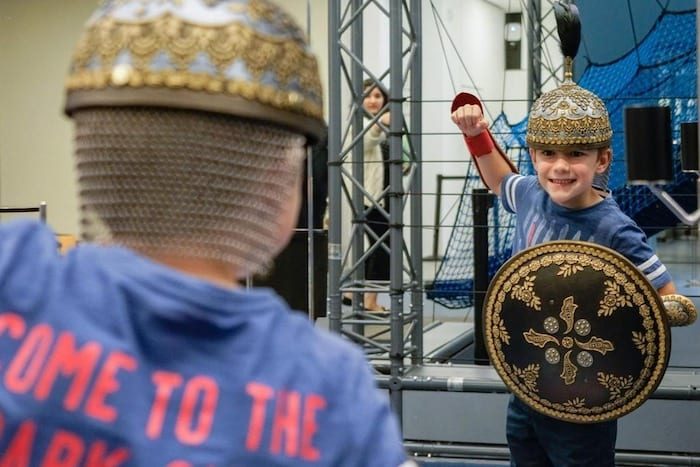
left=598, top=279, right=633, bottom=317
left=632, top=331, right=647, bottom=355
left=512, top=364, right=540, bottom=393
left=510, top=276, right=541, bottom=310
left=563, top=397, right=586, bottom=409
left=558, top=263, right=584, bottom=278
left=559, top=296, right=577, bottom=333
left=597, top=373, right=634, bottom=400
left=66, top=4, right=323, bottom=119
left=576, top=336, right=614, bottom=355
left=493, top=317, right=511, bottom=345
left=484, top=241, right=669, bottom=423
left=523, top=296, right=614, bottom=385
left=523, top=330, right=559, bottom=348
left=560, top=350, right=577, bottom=385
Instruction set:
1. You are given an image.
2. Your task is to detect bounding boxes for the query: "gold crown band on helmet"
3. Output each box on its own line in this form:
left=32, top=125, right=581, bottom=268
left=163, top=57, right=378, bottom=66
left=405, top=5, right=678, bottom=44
left=64, top=0, right=325, bottom=142
left=526, top=4, right=613, bottom=150
left=526, top=79, right=613, bottom=150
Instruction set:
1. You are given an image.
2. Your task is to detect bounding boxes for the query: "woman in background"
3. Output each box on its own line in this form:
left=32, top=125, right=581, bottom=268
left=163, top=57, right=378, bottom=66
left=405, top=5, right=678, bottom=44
left=343, top=79, right=392, bottom=312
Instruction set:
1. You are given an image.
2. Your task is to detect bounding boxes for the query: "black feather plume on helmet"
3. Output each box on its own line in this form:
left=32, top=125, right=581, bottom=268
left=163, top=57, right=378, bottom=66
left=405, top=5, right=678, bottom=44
left=553, top=1, right=581, bottom=60
left=526, top=1, right=612, bottom=151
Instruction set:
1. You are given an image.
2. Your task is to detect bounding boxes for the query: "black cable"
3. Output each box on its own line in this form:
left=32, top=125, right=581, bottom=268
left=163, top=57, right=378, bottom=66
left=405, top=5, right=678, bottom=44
left=625, top=0, right=643, bottom=67
left=429, top=0, right=456, bottom=96
left=500, top=0, right=514, bottom=114
left=429, top=0, right=495, bottom=122
left=653, top=0, right=670, bottom=12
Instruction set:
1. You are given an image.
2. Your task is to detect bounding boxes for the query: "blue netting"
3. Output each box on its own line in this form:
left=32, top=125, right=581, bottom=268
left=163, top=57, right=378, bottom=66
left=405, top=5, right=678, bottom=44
left=429, top=9, right=697, bottom=309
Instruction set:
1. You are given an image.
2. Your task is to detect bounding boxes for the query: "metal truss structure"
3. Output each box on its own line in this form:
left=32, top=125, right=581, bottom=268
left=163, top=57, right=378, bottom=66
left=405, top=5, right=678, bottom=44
left=327, top=0, right=423, bottom=419
left=325, top=0, right=572, bottom=417
left=324, top=2, right=700, bottom=463
left=526, top=0, right=575, bottom=100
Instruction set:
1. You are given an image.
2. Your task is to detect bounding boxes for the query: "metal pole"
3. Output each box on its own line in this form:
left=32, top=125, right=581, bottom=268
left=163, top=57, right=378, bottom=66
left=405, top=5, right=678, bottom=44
left=306, top=147, right=315, bottom=321
left=376, top=374, right=506, bottom=392
left=375, top=373, right=700, bottom=399
left=350, top=0, right=366, bottom=338
left=305, top=0, right=315, bottom=322
left=388, top=0, right=404, bottom=424
left=404, top=442, right=700, bottom=466
left=327, top=0, right=343, bottom=333
left=409, top=0, right=423, bottom=365
left=527, top=0, right=542, bottom=105
left=404, top=442, right=511, bottom=461
left=39, top=201, right=47, bottom=223
left=472, top=189, right=493, bottom=364
left=431, top=175, right=444, bottom=260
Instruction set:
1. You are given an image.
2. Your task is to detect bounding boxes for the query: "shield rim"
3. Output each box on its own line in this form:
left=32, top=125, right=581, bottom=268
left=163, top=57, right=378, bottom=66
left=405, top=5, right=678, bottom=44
left=483, top=240, right=670, bottom=423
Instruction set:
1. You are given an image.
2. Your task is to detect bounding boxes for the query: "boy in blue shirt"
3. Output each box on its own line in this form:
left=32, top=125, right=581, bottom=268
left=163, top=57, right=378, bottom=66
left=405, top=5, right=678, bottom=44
left=0, top=1, right=414, bottom=466
left=452, top=89, right=676, bottom=465
left=450, top=3, right=694, bottom=465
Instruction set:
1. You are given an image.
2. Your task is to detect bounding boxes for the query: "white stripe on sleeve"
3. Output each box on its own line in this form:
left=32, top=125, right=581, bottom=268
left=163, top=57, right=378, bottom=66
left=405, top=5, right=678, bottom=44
left=645, top=264, right=667, bottom=282
left=506, top=175, right=521, bottom=212
left=637, top=254, right=660, bottom=272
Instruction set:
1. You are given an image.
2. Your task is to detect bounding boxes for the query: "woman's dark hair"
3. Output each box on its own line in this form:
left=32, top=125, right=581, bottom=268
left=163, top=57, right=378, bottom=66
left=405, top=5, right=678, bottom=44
left=362, top=78, right=388, bottom=105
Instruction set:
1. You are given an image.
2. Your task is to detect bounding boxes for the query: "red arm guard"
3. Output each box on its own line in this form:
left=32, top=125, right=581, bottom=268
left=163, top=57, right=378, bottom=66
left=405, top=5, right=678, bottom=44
left=451, top=93, right=518, bottom=184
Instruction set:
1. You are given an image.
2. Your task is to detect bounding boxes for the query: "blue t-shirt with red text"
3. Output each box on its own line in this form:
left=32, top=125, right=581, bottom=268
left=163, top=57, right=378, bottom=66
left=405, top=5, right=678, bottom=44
left=0, top=220, right=408, bottom=466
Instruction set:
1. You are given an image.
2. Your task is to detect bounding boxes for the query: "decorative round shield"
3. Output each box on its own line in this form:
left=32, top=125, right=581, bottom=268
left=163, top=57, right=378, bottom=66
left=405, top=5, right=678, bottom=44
left=484, top=241, right=670, bottom=423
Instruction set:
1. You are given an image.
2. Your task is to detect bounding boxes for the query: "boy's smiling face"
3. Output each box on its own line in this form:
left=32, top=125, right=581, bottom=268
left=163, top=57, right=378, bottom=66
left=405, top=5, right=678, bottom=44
left=530, top=147, right=611, bottom=209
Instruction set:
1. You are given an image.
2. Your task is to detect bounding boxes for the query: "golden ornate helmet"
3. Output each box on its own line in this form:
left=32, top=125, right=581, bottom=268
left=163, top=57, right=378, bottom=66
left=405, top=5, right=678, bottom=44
left=63, top=0, right=325, bottom=276
left=64, top=0, right=324, bottom=142
left=526, top=2, right=612, bottom=150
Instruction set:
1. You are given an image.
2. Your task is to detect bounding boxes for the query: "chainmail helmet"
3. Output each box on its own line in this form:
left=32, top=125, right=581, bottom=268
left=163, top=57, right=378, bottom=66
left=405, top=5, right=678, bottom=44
left=526, top=2, right=613, bottom=152
left=64, top=0, right=324, bottom=276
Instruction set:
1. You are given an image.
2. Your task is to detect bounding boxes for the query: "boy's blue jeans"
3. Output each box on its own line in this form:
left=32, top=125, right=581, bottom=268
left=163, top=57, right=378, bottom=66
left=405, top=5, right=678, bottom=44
left=506, top=396, right=617, bottom=467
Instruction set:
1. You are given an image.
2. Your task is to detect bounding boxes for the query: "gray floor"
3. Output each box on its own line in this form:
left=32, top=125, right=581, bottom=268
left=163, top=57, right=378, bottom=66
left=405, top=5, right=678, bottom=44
left=412, top=232, right=700, bottom=466
left=340, top=229, right=700, bottom=368
left=337, top=230, right=700, bottom=465
left=651, top=232, right=700, bottom=369
left=341, top=257, right=474, bottom=325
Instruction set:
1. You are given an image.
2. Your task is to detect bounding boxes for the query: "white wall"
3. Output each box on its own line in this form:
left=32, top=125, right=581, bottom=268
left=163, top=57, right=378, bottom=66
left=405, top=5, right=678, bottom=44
left=322, top=0, right=534, bottom=266
left=420, top=0, right=529, bottom=261
left=0, top=0, right=544, bottom=270
left=286, top=0, right=330, bottom=120
left=0, top=0, right=330, bottom=235
left=0, top=0, right=95, bottom=233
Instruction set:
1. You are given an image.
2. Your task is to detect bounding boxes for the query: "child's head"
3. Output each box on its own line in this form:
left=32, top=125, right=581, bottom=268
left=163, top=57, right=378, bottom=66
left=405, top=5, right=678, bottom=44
left=63, top=0, right=324, bottom=278
left=525, top=1, right=614, bottom=207
left=526, top=81, right=613, bottom=209
left=362, top=78, right=388, bottom=116
left=526, top=2, right=612, bottom=209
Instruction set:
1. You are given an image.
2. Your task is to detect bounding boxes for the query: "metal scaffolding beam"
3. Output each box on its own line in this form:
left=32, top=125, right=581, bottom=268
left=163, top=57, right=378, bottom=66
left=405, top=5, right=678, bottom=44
left=327, top=0, right=422, bottom=417
left=526, top=0, right=564, bottom=106
left=326, top=0, right=555, bottom=426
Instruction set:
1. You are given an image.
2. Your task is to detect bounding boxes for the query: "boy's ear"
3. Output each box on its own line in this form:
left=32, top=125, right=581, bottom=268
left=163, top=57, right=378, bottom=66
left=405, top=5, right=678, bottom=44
left=596, top=148, right=612, bottom=173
